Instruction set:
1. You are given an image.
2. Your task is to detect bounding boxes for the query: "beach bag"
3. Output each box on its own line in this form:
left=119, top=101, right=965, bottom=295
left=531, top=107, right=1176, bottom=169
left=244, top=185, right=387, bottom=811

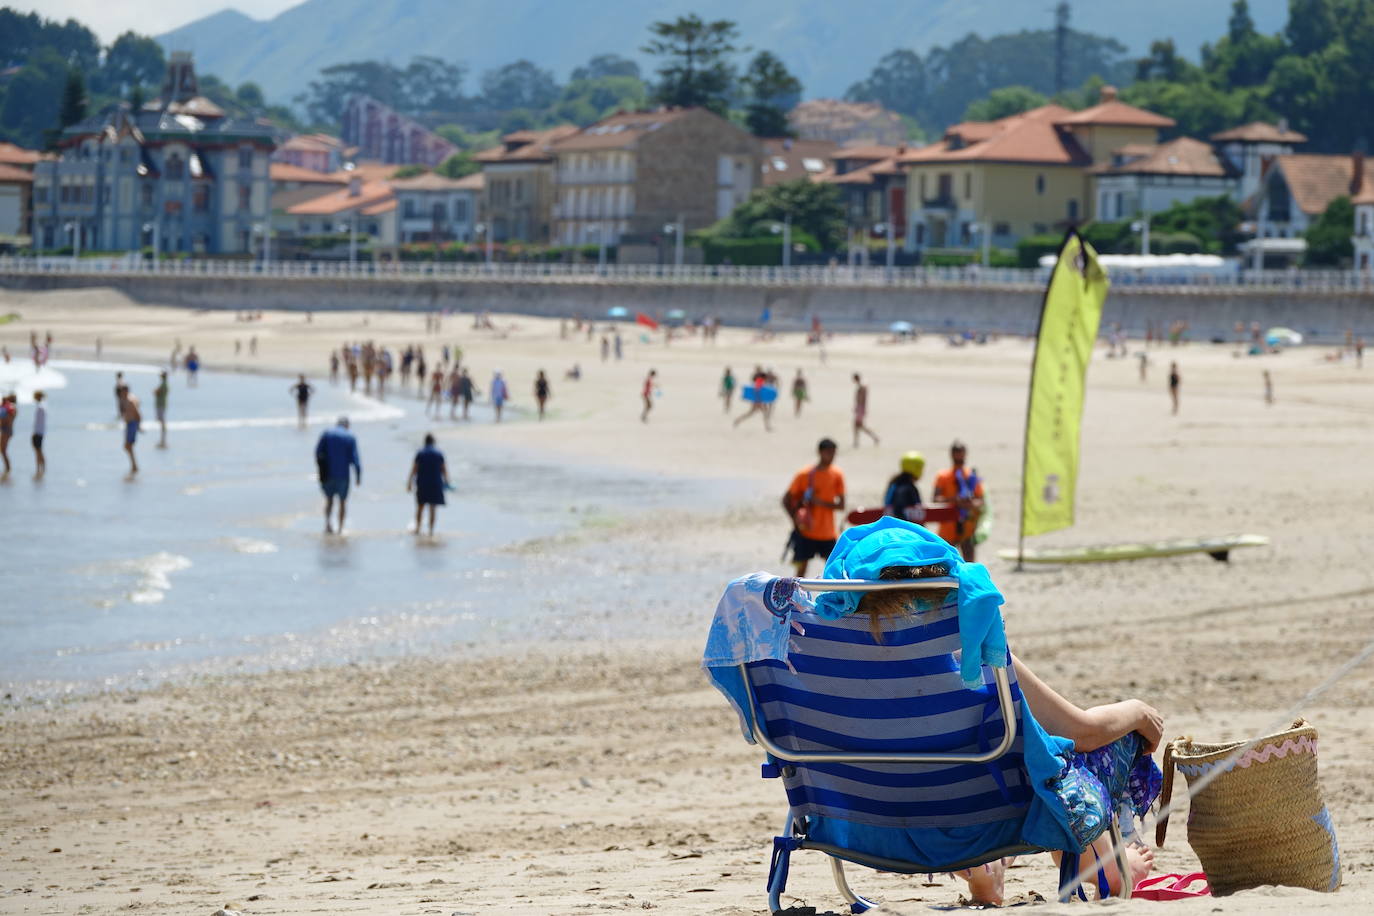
left=1156, top=719, right=1341, bottom=896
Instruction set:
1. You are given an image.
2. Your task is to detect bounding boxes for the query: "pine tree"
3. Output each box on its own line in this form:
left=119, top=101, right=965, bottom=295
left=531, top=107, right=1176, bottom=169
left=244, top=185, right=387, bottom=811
left=641, top=14, right=739, bottom=115
left=741, top=51, right=801, bottom=137
left=59, top=66, right=87, bottom=127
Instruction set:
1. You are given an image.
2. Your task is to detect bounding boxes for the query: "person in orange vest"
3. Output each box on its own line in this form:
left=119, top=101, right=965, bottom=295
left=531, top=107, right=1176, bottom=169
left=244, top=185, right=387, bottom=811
left=781, top=438, right=846, bottom=575
left=931, top=440, right=984, bottom=561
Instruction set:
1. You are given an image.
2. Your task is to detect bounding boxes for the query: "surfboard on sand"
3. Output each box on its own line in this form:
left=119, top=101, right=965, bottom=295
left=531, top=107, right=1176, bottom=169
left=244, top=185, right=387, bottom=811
left=847, top=505, right=960, bottom=526
left=998, top=533, right=1269, bottom=564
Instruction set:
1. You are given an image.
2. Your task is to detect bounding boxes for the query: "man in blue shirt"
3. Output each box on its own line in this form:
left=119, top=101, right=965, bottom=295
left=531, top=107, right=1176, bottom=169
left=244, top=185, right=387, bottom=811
left=315, top=416, right=361, bottom=534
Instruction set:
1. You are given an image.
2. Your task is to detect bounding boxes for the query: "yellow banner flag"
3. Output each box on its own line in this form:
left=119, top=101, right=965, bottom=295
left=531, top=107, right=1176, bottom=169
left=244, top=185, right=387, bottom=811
left=1019, top=231, right=1109, bottom=540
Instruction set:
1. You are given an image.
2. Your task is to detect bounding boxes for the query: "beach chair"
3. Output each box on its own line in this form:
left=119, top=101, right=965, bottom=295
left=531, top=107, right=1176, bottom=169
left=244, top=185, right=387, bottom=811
left=707, top=575, right=1137, bottom=914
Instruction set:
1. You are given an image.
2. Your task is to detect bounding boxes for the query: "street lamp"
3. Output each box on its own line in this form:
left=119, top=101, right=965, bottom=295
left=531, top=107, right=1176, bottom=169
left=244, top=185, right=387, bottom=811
left=335, top=216, right=358, bottom=270
left=662, top=215, right=684, bottom=268
left=770, top=213, right=793, bottom=267
left=142, top=221, right=160, bottom=270
left=873, top=221, right=895, bottom=279
left=1131, top=214, right=1151, bottom=257
left=63, top=220, right=80, bottom=266
left=473, top=222, right=493, bottom=269
left=587, top=224, right=607, bottom=273
left=253, top=221, right=272, bottom=268
left=968, top=222, right=991, bottom=267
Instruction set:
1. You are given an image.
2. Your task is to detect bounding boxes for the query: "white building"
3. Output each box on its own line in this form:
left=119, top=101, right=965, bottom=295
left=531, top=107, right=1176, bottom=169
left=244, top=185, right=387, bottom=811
left=389, top=171, right=483, bottom=244
left=1092, top=137, right=1237, bottom=222
left=1212, top=122, right=1307, bottom=203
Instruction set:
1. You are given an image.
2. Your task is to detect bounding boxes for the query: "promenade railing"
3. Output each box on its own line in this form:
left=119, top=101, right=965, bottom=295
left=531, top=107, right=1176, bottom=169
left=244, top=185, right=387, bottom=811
left=2, top=256, right=1372, bottom=294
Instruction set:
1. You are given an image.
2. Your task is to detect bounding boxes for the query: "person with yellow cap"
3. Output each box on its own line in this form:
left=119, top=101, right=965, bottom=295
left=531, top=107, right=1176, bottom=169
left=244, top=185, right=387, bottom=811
left=882, top=451, right=925, bottom=522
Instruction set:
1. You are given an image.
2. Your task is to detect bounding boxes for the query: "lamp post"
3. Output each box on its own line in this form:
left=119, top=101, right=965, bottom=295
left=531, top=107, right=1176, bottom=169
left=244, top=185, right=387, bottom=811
left=662, top=216, right=684, bottom=269
left=588, top=224, right=607, bottom=273
left=64, top=220, right=80, bottom=267
left=874, top=221, right=895, bottom=280
left=253, top=221, right=272, bottom=268
left=1131, top=213, right=1151, bottom=257
left=969, top=222, right=990, bottom=267
left=473, top=222, right=493, bottom=269
left=142, top=221, right=159, bottom=271
left=770, top=213, right=793, bottom=267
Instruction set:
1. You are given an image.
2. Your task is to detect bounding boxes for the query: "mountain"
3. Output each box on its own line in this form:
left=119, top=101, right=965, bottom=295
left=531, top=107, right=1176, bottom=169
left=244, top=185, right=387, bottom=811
left=158, top=0, right=1289, bottom=107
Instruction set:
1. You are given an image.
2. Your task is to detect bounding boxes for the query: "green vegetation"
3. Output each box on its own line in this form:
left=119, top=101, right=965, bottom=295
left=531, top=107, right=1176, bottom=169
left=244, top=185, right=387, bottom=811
left=1304, top=195, right=1354, bottom=266
left=740, top=51, right=802, bottom=137
left=390, top=165, right=429, bottom=179
left=706, top=179, right=846, bottom=252
left=642, top=14, right=740, bottom=116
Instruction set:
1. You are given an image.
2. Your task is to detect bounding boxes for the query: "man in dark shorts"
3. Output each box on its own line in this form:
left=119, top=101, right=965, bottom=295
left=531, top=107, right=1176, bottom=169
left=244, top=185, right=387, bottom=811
left=781, top=437, right=846, bottom=575
left=315, top=416, right=361, bottom=534
left=290, top=374, right=315, bottom=428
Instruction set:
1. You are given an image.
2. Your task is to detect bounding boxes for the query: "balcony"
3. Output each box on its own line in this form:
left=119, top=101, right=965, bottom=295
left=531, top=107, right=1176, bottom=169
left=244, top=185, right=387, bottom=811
left=921, top=194, right=957, bottom=210
left=557, top=169, right=635, bottom=185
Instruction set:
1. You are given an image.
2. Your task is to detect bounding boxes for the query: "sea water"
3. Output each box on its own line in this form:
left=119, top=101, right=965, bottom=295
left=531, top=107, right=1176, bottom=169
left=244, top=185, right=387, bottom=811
left=0, top=360, right=741, bottom=697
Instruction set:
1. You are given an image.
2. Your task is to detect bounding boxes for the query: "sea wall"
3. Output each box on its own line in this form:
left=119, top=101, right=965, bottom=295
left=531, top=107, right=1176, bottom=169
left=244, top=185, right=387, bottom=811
left=3, top=272, right=1372, bottom=341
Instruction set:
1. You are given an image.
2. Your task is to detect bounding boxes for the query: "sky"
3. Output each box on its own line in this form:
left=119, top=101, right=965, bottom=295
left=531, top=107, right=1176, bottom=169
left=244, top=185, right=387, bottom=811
left=19, top=0, right=299, bottom=41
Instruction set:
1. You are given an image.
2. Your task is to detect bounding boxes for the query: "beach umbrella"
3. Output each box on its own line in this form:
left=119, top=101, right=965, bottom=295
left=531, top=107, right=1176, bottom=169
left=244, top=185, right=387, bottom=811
left=889, top=320, right=914, bottom=334
left=1265, top=327, right=1303, bottom=347
left=606, top=306, right=630, bottom=319
left=635, top=312, right=660, bottom=330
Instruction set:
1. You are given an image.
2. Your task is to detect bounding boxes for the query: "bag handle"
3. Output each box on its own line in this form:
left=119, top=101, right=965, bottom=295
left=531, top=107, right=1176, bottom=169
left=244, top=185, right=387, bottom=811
left=1155, top=738, right=1178, bottom=846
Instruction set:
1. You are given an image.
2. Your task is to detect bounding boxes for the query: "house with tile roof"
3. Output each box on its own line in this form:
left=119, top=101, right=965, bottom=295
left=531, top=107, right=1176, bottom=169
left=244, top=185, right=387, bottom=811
left=1092, top=136, right=1238, bottom=222
left=899, top=87, right=1175, bottom=252
left=390, top=171, right=484, bottom=244
left=31, top=52, right=275, bottom=254
left=0, top=142, right=39, bottom=243
left=474, top=126, right=579, bottom=243
left=1212, top=121, right=1307, bottom=202
left=272, top=133, right=347, bottom=173
left=546, top=108, right=760, bottom=247
left=341, top=96, right=456, bottom=168
left=1240, top=152, right=1367, bottom=267
left=821, top=145, right=906, bottom=241
left=1353, top=162, right=1374, bottom=273
left=760, top=138, right=836, bottom=186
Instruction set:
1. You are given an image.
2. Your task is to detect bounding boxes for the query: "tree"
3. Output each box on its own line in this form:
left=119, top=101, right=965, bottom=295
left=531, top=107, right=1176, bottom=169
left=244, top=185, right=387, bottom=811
left=1304, top=195, right=1354, bottom=265
left=570, top=54, right=640, bottom=82
left=235, top=82, right=265, bottom=109
left=96, top=31, right=164, bottom=97
left=436, top=151, right=479, bottom=178
left=1285, top=0, right=1338, bottom=56
left=478, top=60, right=559, bottom=112
left=554, top=74, right=647, bottom=123
left=721, top=179, right=846, bottom=250
left=845, top=49, right=926, bottom=118
left=59, top=66, right=87, bottom=128
left=391, top=164, right=428, bottom=179
left=0, top=47, right=67, bottom=147
left=642, top=14, right=739, bottom=114
left=963, top=86, right=1047, bottom=122
left=400, top=56, right=465, bottom=112
left=740, top=51, right=801, bottom=136
left=1134, top=39, right=1199, bottom=83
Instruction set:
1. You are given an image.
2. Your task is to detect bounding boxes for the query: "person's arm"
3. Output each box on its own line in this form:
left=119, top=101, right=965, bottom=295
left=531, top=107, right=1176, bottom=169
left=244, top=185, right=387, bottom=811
left=1012, top=656, right=1163, bottom=753
left=781, top=483, right=800, bottom=523
left=406, top=458, right=417, bottom=492
left=351, top=441, right=361, bottom=484
left=441, top=458, right=449, bottom=486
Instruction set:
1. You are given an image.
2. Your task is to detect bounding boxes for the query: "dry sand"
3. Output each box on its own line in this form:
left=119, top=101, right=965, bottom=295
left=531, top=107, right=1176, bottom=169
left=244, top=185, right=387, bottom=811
left=2, top=287, right=1373, bottom=914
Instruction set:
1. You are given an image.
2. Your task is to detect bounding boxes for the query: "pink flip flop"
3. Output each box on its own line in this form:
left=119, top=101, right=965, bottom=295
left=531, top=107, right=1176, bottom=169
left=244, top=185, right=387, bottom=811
left=1133, top=873, right=1211, bottom=900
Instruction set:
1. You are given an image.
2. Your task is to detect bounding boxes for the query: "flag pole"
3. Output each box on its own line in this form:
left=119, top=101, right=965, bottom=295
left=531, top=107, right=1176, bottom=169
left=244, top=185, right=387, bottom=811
left=1016, top=228, right=1079, bottom=571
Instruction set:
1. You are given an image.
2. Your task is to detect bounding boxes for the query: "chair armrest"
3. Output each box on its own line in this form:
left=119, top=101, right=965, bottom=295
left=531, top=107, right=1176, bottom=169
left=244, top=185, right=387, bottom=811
left=739, top=663, right=1018, bottom=765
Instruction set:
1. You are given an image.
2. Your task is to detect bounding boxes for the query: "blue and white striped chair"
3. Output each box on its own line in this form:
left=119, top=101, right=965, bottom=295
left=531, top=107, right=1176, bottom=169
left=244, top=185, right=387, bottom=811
left=707, top=575, right=1134, bottom=914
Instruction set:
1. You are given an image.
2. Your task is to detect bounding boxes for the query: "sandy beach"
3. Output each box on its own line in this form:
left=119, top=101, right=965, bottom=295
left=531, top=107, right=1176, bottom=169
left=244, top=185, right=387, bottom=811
left=2, top=286, right=1373, bottom=915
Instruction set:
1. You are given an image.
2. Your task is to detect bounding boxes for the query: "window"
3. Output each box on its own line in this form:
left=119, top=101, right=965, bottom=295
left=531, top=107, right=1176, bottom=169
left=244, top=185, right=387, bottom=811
left=403, top=199, right=418, bottom=219
left=238, top=185, right=251, bottom=211
left=915, top=223, right=925, bottom=245
left=1033, top=222, right=1047, bottom=234
left=100, top=184, right=110, bottom=204
left=193, top=185, right=210, bottom=212
left=993, top=222, right=1010, bottom=236
left=120, top=148, right=132, bottom=164
left=802, top=157, right=825, bottom=173
left=165, top=154, right=185, bottom=179
left=35, top=183, right=48, bottom=203
left=918, top=174, right=927, bottom=198
left=432, top=202, right=447, bottom=223
left=141, top=184, right=153, bottom=208
left=453, top=199, right=468, bottom=222
left=937, top=173, right=952, bottom=201
left=1067, top=199, right=1079, bottom=221
left=1114, top=191, right=1124, bottom=219
left=238, top=147, right=253, bottom=170
left=1035, top=174, right=1045, bottom=195
left=963, top=172, right=971, bottom=199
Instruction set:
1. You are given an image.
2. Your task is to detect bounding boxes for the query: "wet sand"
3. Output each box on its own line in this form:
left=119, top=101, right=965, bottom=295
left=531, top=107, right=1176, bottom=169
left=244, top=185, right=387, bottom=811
left=2, top=286, right=1373, bottom=914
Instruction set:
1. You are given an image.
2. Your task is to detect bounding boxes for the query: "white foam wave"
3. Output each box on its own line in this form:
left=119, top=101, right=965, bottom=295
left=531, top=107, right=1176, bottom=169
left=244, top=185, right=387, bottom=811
left=223, top=537, right=278, bottom=555
left=82, top=389, right=403, bottom=432
left=120, top=552, right=192, bottom=605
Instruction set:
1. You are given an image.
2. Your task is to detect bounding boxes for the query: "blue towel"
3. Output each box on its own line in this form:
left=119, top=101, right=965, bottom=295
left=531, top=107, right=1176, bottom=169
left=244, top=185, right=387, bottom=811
left=815, top=517, right=1007, bottom=689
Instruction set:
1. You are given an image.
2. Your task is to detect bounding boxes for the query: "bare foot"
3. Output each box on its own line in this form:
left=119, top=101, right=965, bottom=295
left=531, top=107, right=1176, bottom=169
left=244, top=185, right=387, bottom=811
left=324, top=523, right=334, bottom=535
left=956, top=859, right=1006, bottom=906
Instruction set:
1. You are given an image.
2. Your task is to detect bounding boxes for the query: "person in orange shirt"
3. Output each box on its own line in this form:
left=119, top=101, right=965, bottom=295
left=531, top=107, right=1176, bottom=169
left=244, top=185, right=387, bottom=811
left=931, top=439, right=984, bottom=561
left=781, top=438, right=846, bottom=575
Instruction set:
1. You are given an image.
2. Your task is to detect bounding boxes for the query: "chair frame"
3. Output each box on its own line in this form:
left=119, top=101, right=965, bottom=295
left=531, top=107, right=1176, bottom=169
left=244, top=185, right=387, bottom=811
left=739, top=577, right=1132, bottom=913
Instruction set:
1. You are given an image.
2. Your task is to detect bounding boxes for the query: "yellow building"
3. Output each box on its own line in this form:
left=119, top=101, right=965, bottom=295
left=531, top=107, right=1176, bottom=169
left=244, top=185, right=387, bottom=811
left=901, top=87, right=1174, bottom=252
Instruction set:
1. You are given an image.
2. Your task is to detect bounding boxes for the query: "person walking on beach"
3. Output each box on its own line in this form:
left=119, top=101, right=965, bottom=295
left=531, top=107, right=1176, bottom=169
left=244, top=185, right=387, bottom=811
left=30, top=390, right=46, bottom=477
left=329, top=350, right=340, bottom=385
left=154, top=371, right=170, bottom=448
left=534, top=370, right=551, bottom=420
left=1168, top=361, right=1180, bottom=415
left=614, top=332, right=623, bottom=360
left=185, top=347, right=200, bottom=386
left=1138, top=350, right=1149, bottom=382
left=781, top=437, right=846, bottom=575
left=641, top=369, right=657, bottom=423
left=1263, top=369, right=1274, bottom=405
left=852, top=373, right=880, bottom=447
left=315, top=417, right=361, bottom=535
left=459, top=368, right=476, bottom=420
left=427, top=367, right=444, bottom=417
left=931, top=440, right=984, bottom=561
left=117, top=385, right=141, bottom=475
left=0, top=393, right=16, bottom=476
left=792, top=369, right=809, bottom=417
left=291, top=374, right=315, bottom=428
left=490, top=370, right=509, bottom=422
left=733, top=370, right=773, bottom=431
left=720, top=367, right=735, bottom=412
left=407, top=433, right=450, bottom=536
left=600, top=336, right=610, bottom=362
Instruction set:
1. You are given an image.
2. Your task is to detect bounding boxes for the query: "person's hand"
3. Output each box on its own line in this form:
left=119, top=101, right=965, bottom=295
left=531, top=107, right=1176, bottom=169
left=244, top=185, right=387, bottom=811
left=1129, top=699, right=1164, bottom=753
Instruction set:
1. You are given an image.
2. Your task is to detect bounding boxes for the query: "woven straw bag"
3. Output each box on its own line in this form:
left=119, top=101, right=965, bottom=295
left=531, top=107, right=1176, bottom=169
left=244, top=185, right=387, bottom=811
left=1156, top=718, right=1341, bottom=896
